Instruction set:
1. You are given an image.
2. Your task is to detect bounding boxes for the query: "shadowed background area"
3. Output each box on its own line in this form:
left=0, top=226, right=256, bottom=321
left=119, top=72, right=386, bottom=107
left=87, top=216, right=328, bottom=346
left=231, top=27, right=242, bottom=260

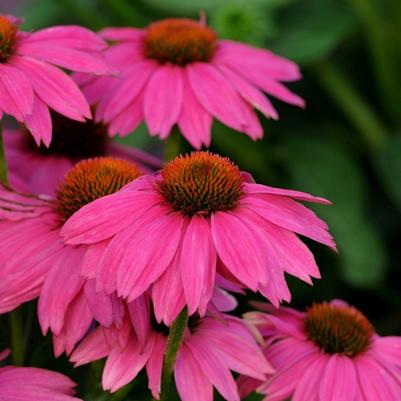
left=0, top=0, right=400, bottom=400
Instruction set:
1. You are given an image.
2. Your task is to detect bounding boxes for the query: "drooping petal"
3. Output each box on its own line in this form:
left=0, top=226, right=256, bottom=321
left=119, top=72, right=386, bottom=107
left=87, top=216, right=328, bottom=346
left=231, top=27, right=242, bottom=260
left=180, top=216, right=216, bottom=315
left=144, top=64, right=183, bottom=138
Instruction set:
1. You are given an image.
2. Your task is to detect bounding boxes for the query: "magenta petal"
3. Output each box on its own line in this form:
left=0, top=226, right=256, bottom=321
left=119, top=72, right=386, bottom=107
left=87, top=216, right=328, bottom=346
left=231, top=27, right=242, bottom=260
left=38, top=247, right=86, bottom=335
left=178, top=70, right=212, bottom=148
left=188, top=337, right=240, bottom=401
left=24, top=96, right=52, bottom=146
left=144, top=65, right=183, bottom=138
left=102, top=333, right=155, bottom=393
left=242, top=194, right=336, bottom=250
left=84, top=279, right=114, bottom=327
left=23, top=25, right=106, bottom=50
left=187, top=63, right=247, bottom=132
left=216, top=40, right=301, bottom=82
left=11, top=55, right=91, bottom=121
left=103, top=61, right=156, bottom=122
left=243, top=182, right=332, bottom=205
left=180, top=216, right=216, bottom=315
left=319, top=355, right=357, bottom=401
left=117, top=207, right=184, bottom=301
left=146, top=334, right=166, bottom=399
left=0, top=63, right=34, bottom=117
left=70, top=327, right=109, bottom=367
left=99, top=27, right=144, bottom=42
left=175, top=344, right=213, bottom=401
left=216, top=63, right=278, bottom=119
left=211, top=211, right=268, bottom=290
left=152, top=251, right=186, bottom=325
left=128, top=295, right=151, bottom=347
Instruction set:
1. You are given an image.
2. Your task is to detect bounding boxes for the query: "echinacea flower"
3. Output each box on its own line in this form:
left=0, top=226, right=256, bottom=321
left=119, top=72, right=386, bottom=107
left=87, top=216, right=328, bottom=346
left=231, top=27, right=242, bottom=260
left=79, top=17, right=303, bottom=148
left=0, top=157, right=144, bottom=355
left=0, top=349, right=82, bottom=401
left=70, top=295, right=273, bottom=401
left=240, top=300, right=401, bottom=401
left=62, top=151, right=336, bottom=324
left=0, top=14, right=110, bottom=145
left=3, top=113, right=160, bottom=195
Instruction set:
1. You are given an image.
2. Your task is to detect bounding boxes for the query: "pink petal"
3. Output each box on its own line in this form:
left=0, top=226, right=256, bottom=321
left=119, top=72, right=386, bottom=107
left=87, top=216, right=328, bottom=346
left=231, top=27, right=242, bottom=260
left=187, top=63, right=248, bottom=132
left=211, top=211, right=268, bottom=290
left=11, top=55, right=91, bottom=121
left=102, top=333, right=155, bottom=393
left=128, top=295, right=151, bottom=347
left=22, top=25, right=106, bottom=50
left=242, top=194, right=336, bottom=250
left=175, top=344, right=213, bottom=401
left=145, top=334, right=166, bottom=399
left=102, top=61, right=157, bottom=122
left=178, top=70, right=212, bottom=148
left=319, top=355, right=357, bottom=401
left=117, top=206, right=184, bottom=301
left=24, top=96, right=52, bottom=146
left=216, top=40, right=301, bottom=81
left=243, top=182, right=332, bottom=205
left=84, top=279, right=114, bottom=327
left=99, top=27, right=144, bottom=42
left=144, top=65, right=183, bottom=138
left=38, top=247, right=86, bottom=335
left=216, top=63, right=278, bottom=119
left=0, top=63, right=34, bottom=117
left=70, top=327, right=109, bottom=367
left=188, top=337, right=240, bottom=401
left=180, top=216, right=216, bottom=315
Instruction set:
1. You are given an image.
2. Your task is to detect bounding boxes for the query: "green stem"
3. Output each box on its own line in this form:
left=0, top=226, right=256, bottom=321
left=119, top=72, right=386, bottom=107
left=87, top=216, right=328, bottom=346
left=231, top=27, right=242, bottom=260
left=164, top=128, right=181, bottom=162
left=10, top=308, right=24, bottom=366
left=0, top=125, right=24, bottom=366
left=158, top=308, right=188, bottom=401
left=349, top=0, right=400, bottom=122
left=315, top=61, right=388, bottom=151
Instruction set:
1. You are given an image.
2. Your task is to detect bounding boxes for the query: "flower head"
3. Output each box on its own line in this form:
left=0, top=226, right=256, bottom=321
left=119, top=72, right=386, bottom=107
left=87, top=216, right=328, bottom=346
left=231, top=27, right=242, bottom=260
left=80, top=17, right=303, bottom=148
left=0, top=157, right=144, bottom=355
left=70, top=296, right=273, bottom=401
left=240, top=300, right=401, bottom=401
left=3, top=115, right=160, bottom=195
left=0, top=349, right=81, bottom=401
left=0, top=14, right=110, bottom=145
left=62, top=151, right=335, bottom=324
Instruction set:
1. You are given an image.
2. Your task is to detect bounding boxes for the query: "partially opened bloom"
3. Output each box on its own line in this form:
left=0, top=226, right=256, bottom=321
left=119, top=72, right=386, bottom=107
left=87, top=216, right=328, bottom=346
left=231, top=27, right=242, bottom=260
left=0, top=349, right=81, bottom=401
left=4, top=113, right=160, bottom=195
left=62, top=151, right=336, bottom=324
left=240, top=300, right=401, bottom=401
left=0, top=14, right=110, bottom=145
left=79, top=17, right=303, bottom=148
left=0, top=156, right=143, bottom=346
left=70, top=296, right=273, bottom=401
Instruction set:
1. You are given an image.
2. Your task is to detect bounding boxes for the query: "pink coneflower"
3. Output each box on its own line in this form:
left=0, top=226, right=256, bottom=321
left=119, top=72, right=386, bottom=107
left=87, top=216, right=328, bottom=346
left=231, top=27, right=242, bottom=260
left=80, top=17, right=303, bottom=148
left=0, top=157, right=143, bottom=355
left=0, top=349, right=81, bottom=401
left=62, top=151, right=336, bottom=324
left=240, top=300, right=401, bottom=401
left=70, top=296, right=273, bottom=401
left=3, top=113, right=160, bottom=195
left=0, top=14, right=109, bottom=145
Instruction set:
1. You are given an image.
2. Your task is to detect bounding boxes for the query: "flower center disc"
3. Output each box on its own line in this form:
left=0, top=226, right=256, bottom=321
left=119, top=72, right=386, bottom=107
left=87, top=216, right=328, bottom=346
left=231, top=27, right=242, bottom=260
left=159, top=151, right=243, bottom=216
left=56, top=157, right=143, bottom=220
left=29, top=112, right=109, bottom=158
left=144, top=18, right=217, bottom=65
left=304, top=302, right=373, bottom=357
left=0, top=16, right=17, bottom=62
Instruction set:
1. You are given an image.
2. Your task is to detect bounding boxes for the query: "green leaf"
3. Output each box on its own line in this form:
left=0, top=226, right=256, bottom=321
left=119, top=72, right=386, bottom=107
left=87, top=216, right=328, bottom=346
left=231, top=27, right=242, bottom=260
left=269, top=0, right=356, bottom=64
left=282, top=134, right=387, bottom=286
left=375, top=135, right=401, bottom=212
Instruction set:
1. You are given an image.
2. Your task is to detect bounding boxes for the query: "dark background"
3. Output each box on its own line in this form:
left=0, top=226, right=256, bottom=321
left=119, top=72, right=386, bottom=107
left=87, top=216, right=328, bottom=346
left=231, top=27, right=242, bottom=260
left=0, top=0, right=400, bottom=400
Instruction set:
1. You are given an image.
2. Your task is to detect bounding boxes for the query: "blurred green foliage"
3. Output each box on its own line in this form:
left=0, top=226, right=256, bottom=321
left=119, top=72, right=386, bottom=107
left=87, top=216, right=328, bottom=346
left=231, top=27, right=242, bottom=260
left=1, top=0, right=401, bottom=400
